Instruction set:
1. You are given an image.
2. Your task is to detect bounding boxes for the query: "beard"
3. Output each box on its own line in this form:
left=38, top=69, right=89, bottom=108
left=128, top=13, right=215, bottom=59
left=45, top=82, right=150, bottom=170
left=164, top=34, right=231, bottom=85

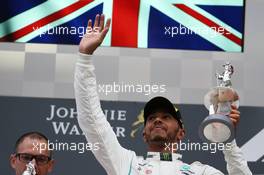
left=148, top=134, right=168, bottom=146
left=147, top=128, right=178, bottom=147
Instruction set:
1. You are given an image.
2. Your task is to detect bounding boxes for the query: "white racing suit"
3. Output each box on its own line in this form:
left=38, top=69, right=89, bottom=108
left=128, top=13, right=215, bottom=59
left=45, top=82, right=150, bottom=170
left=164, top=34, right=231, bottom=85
left=74, top=54, right=252, bottom=175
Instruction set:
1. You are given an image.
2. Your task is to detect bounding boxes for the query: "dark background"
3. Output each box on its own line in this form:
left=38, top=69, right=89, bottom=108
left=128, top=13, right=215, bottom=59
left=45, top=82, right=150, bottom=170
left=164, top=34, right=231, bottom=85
left=1, top=96, right=263, bottom=174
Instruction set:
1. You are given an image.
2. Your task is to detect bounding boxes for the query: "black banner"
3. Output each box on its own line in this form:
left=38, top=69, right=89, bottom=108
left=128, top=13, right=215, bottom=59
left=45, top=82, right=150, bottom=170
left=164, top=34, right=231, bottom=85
left=0, top=96, right=263, bottom=174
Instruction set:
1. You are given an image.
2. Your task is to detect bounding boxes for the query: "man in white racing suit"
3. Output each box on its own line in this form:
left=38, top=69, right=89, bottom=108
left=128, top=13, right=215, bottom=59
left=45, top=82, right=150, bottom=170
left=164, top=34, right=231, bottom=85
left=74, top=14, right=252, bottom=175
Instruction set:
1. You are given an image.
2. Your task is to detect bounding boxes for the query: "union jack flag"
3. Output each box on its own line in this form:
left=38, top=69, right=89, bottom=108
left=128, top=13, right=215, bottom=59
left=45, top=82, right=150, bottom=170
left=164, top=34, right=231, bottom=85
left=0, top=0, right=245, bottom=52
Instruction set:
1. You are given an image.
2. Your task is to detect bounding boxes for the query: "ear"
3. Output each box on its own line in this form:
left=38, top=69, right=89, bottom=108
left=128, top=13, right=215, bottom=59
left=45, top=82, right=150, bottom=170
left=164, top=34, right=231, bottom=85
left=47, top=159, right=55, bottom=173
left=9, top=154, right=17, bottom=169
left=142, top=128, right=147, bottom=143
left=176, top=128, right=185, bottom=141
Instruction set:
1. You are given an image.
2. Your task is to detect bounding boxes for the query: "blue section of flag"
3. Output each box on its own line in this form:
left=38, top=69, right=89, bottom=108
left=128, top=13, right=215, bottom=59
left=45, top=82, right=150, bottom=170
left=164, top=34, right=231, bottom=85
left=29, top=4, right=103, bottom=44
left=148, top=7, right=222, bottom=51
left=0, top=0, right=46, bottom=23
left=197, top=5, right=245, bottom=33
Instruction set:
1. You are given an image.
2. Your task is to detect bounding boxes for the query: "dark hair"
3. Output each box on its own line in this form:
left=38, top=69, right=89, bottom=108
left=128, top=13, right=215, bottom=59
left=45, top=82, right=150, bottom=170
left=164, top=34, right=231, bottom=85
left=143, top=96, right=183, bottom=128
left=14, top=131, right=52, bottom=157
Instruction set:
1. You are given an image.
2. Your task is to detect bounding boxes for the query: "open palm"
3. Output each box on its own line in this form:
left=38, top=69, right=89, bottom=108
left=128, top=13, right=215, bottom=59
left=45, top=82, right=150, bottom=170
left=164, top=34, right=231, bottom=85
left=79, top=14, right=111, bottom=54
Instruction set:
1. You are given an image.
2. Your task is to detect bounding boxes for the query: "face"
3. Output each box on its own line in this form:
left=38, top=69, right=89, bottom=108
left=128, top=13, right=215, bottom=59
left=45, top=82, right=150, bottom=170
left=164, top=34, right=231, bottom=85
left=143, top=112, right=184, bottom=147
left=10, top=137, right=54, bottom=175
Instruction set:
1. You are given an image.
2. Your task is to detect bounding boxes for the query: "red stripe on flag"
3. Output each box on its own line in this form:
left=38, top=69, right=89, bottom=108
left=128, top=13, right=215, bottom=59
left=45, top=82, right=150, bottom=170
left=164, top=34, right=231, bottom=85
left=175, top=4, right=242, bottom=46
left=0, top=0, right=94, bottom=42
left=111, top=0, right=140, bottom=47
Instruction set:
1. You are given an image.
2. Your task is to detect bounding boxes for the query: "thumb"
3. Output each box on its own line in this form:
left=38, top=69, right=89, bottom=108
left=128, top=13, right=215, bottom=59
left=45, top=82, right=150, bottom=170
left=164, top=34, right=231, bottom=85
left=100, top=27, right=109, bottom=41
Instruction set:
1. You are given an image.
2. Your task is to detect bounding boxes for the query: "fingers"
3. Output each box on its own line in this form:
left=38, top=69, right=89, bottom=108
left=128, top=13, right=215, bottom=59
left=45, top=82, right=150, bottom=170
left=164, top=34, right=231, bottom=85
left=99, top=14, right=105, bottom=31
left=100, top=18, right=111, bottom=40
left=94, top=14, right=100, bottom=28
left=229, top=104, right=240, bottom=126
left=230, top=104, right=238, bottom=110
left=230, top=113, right=240, bottom=121
left=105, top=18, right=111, bottom=30
left=230, top=104, right=240, bottom=115
left=229, top=116, right=240, bottom=126
left=84, top=14, right=111, bottom=41
left=87, top=19, right=92, bottom=28
left=92, top=14, right=109, bottom=32
left=86, top=19, right=93, bottom=33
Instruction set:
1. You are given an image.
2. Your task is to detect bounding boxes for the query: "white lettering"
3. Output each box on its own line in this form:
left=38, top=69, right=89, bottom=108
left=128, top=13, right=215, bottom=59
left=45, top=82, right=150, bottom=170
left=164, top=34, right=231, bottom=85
left=118, top=110, right=126, bottom=120
left=52, top=122, right=70, bottom=135
left=46, top=105, right=55, bottom=121
left=56, top=107, right=69, bottom=118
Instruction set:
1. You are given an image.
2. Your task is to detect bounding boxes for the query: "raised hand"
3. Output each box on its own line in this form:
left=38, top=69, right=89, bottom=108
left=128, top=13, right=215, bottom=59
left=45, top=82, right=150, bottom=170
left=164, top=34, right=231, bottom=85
left=79, top=14, right=111, bottom=55
left=229, top=104, right=240, bottom=127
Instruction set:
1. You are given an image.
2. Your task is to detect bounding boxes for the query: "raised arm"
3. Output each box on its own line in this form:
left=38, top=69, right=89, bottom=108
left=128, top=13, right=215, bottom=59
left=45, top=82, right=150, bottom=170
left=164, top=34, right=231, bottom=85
left=75, top=14, right=134, bottom=175
left=223, top=105, right=252, bottom=175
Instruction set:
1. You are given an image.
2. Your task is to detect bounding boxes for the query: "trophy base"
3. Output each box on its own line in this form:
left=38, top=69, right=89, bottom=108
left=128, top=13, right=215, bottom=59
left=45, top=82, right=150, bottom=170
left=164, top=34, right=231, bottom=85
left=199, top=114, right=235, bottom=143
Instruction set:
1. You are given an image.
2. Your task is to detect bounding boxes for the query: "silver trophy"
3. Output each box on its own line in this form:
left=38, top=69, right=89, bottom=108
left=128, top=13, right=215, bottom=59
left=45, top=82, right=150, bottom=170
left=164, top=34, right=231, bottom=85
left=199, top=62, right=239, bottom=143
left=22, top=161, right=36, bottom=175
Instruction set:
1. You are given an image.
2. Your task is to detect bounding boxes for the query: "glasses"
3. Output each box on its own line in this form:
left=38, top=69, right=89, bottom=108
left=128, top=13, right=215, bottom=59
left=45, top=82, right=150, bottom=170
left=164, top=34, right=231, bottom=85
left=16, top=153, right=51, bottom=165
